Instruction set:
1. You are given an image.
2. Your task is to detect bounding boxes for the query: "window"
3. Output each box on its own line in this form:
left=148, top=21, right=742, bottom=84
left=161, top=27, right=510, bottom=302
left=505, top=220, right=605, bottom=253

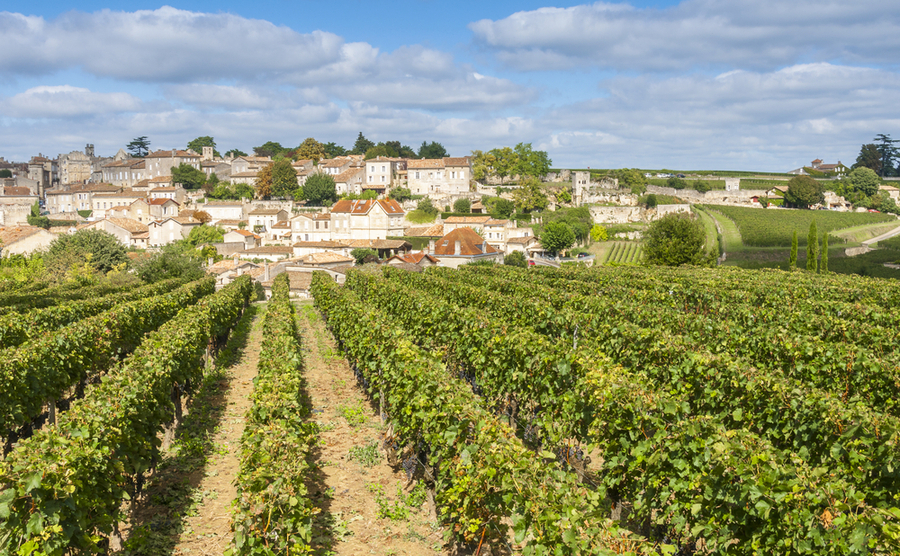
left=381, top=165, right=386, bottom=172
left=415, top=172, right=420, bottom=179
left=325, top=222, right=328, bottom=229
left=368, top=175, right=373, bottom=183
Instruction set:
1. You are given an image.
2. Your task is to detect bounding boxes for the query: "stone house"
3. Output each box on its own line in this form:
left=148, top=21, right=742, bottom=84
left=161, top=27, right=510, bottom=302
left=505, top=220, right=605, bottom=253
left=45, top=184, right=120, bottom=215
left=149, top=186, right=186, bottom=203
left=290, top=211, right=332, bottom=243
left=407, top=157, right=471, bottom=196
left=334, top=167, right=365, bottom=196
left=205, top=201, right=247, bottom=223
left=365, top=157, right=405, bottom=189
left=27, top=155, right=55, bottom=194
left=330, top=199, right=406, bottom=241
left=91, top=189, right=146, bottom=219
left=293, top=251, right=355, bottom=269
left=148, top=217, right=202, bottom=247
left=386, top=251, right=440, bottom=267
left=0, top=226, right=57, bottom=256
left=101, top=158, right=146, bottom=187
left=148, top=198, right=180, bottom=220
left=291, top=240, right=350, bottom=258
left=430, top=226, right=502, bottom=268
left=248, top=208, right=288, bottom=235
left=223, top=229, right=261, bottom=250
left=58, top=148, right=95, bottom=185
left=144, top=150, right=201, bottom=179
left=84, top=217, right=150, bottom=249
left=240, top=245, right=294, bottom=262
left=443, top=215, right=492, bottom=234
left=319, top=157, right=354, bottom=177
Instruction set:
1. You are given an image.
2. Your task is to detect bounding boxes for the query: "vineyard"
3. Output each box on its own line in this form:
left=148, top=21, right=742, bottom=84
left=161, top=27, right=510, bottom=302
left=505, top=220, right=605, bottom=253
left=314, top=263, right=900, bottom=554
left=602, top=241, right=644, bottom=264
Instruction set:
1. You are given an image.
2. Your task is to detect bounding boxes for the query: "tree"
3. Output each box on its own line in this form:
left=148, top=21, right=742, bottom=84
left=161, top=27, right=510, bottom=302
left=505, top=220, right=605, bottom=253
left=351, top=132, right=375, bottom=155
left=187, top=136, right=219, bottom=157
left=667, top=176, right=686, bottom=190
left=0, top=169, right=11, bottom=178
left=806, top=221, right=818, bottom=272
left=846, top=167, right=881, bottom=197
left=784, top=175, right=824, bottom=209
left=416, top=197, right=439, bottom=216
left=790, top=230, right=798, bottom=270
left=471, top=150, right=496, bottom=181
left=694, top=180, right=711, bottom=193
left=821, top=233, right=829, bottom=273
left=172, top=163, right=206, bottom=190
left=323, top=142, right=347, bottom=158
left=418, top=141, right=448, bottom=159
left=127, top=136, right=150, bottom=158
left=542, top=207, right=592, bottom=243
left=365, top=145, right=393, bottom=160
left=874, top=134, right=899, bottom=177
left=504, top=251, right=527, bottom=268
left=132, top=243, right=205, bottom=283
left=645, top=194, right=658, bottom=209
left=644, top=213, right=709, bottom=267
left=303, top=173, right=337, bottom=206
left=351, top=248, right=379, bottom=265
left=488, top=198, right=515, bottom=219
left=269, top=159, right=299, bottom=198
left=46, top=228, right=128, bottom=273
left=853, top=143, right=882, bottom=175
left=225, top=148, right=248, bottom=158
left=540, top=221, right=575, bottom=256
left=26, top=201, right=49, bottom=229
left=453, top=198, right=471, bottom=213
left=255, top=165, right=274, bottom=199
left=512, top=143, right=551, bottom=178
left=512, top=177, right=549, bottom=213
left=590, top=224, right=608, bottom=242
left=389, top=187, right=412, bottom=202
left=294, top=137, right=326, bottom=162
left=253, top=141, right=286, bottom=158
left=184, top=224, right=225, bottom=248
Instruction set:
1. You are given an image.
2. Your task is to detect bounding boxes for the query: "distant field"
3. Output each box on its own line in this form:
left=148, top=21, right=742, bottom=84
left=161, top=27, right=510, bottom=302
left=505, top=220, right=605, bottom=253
left=701, top=206, right=896, bottom=247
left=603, top=241, right=643, bottom=264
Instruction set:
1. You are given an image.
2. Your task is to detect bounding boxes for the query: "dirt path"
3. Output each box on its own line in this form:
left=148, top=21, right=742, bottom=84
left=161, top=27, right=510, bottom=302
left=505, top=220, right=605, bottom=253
left=295, top=301, right=448, bottom=556
left=116, top=303, right=262, bottom=556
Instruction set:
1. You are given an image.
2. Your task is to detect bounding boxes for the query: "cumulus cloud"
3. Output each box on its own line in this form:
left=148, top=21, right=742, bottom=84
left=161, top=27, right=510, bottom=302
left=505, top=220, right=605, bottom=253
left=469, top=0, right=900, bottom=72
left=1, top=85, right=142, bottom=118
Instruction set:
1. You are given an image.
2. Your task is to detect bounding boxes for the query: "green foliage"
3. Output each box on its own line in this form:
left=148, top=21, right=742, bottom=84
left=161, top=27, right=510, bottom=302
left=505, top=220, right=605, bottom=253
left=351, top=132, right=375, bottom=155
left=186, top=136, right=219, bottom=158
left=821, top=233, right=829, bottom=273
left=26, top=201, right=49, bottom=229
left=790, top=230, right=798, bottom=269
left=183, top=224, right=225, bottom=248
left=322, top=142, right=347, bottom=158
left=46, top=228, right=128, bottom=274
left=302, top=173, right=337, bottom=206
left=388, top=187, right=411, bottom=202
left=541, top=206, right=592, bottom=243
left=694, top=180, right=712, bottom=193
left=644, top=213, right=710, bottom=266
left=590, top=224, right=608, bottom=242
left=503, top=251, right=527, bottom=268
left=172, top=162, right=206, bottom=190
left=512, top=142, right=551, bottom=178
left=225, top=148, right=248, bottom=158
left=350, top=248, right=378, bottom=265
left=293, top=137, right=326, bottom=162
left=416, top=197, right=438, bottom=217
left=512, top=176, right=549, bottom=213
left=873, top=133, right=899, bottom=177
left=132, top=244, right=206, bottom=283
left=540, top=221, right=576, bottom=255
left=417, top=140, right=448, bottom=159
left=485, top=197, right=515, bottom=219
left=846, top=167, right=881, bottom=197
left=806, top=221, right=818, bottom=272
left=127, top=136, right=150, bottom=157
left=784, top=175, right=824, bottom=208
left=555, top=188, right=572, bottom=204
left=705, top=205, right=893, bottom=247
left=348, top=441, right=381, bottom=468
left=270, top=159, right=299, bottom=198
left=209, top=182, right=254, bottom=200
left=645, top=193, right=658, bottom=209
left=615, top=168, right=646, bottom=190
left=253, top=141, right=288, bottom=158
left=0, top=169, right=11, bottom=178
left=666, top=176, right=686, bottom=189
left=452, top=198, right=471, bottom=213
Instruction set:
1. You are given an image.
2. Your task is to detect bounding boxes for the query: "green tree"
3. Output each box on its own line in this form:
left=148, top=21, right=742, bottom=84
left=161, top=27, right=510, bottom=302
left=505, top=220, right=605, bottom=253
left=389, top=187, right=411, bottom=202
left=487, top=198, right=515, bottom=219
left=46, top=228, right=128, bottom=273
left=184, top=224, right=225, bottom=248
left=846, top=167, right=881, bottom=197
left=513, top=143, right=551, bottom=178
left=490, top=146, right=517, bottom=183
left=26, top=201, right=49, bottom=229
left=253, top=141, right=286, bottom=158
left=645, top=194, right=658, bottom=209
left=615, top=168, right=645, bottom=189
left=540, top=221, right=575, bottom=255
left=542, top=206, right=592, bottom=243
left=225, top=148, right=248, bottom=158
left=172, top=163, right=206, bottom=190
left=255, top=165, right=274, bottom=199
left=512, top=176, right=549, bottom=213
left=303, top=173, right=338, bottom=206
left=590, top=224, right=608, bottom=242
left=132, top=243, right=205, bottom=283
left=784, top=175, right=824, bottom=209
left=350, top=248, right=379, bottom=265
left=821, top=233, right=829, bottom=273
left=644, top=213, right=709, bottom=267
left=0, top=169, right=12, bottom=178
left=667, top=176, right=686, bottom=190
left=323, top=142, right=347, bottom=158
left=806, top=221, right=818, bottom=272
left=187, top=136, right=219, bottom=157
left=127, top=136, right=150, bottom=158
left=790, top=230, right=798, bottom=270
left=294, top=137, right=326, bottom=162
left=504, top=251, right=527, bottom=268
left=351, top=132, right=375, bottom=155
left=471, top=150, right=496, bottom=181
left=418, top=141, right=448, bottom=159
left=874, top=134, right=899, bottom=177
left=853, top=143, right=882, bottom=175
left=416, top=197, right=438, bottom=216
left=694, top=180, right=711, bottom=193
left=364, top=145, right=393, bottom=160
left=453, top=198, right=471, bottom=213
left=270, top=159, right=299, bottom=198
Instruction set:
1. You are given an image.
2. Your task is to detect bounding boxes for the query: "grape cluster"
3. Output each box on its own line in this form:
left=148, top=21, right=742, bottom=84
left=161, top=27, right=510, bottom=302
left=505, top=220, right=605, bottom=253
left=557, top=445, right=585, bottom=465
left=402, top=454, right=418, bottom=481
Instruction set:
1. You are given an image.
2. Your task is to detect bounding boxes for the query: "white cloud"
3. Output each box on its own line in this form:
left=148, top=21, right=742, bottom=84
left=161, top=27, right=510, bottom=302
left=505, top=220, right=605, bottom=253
left=469, top=0, right=900, bottom=72
left=2, top=85, right=142, bottom=117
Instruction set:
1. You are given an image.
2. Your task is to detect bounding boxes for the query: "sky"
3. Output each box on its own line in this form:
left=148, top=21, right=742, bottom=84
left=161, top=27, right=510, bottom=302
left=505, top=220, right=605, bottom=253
left=1, top=0, right=899, bottom=171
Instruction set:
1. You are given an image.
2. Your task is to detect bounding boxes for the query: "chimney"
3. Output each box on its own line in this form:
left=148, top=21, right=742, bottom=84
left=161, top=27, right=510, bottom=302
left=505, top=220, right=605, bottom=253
left=207, top=257, right=213, bottom=267
left=428, top=239, right=435, bottom=254
left=454, top=240, right=461, bottom=255
left=233, top=253, right=239, bottom=267
left=172, top=149, right=176, bottom=157
left=264, top=263, right=270, bottom=282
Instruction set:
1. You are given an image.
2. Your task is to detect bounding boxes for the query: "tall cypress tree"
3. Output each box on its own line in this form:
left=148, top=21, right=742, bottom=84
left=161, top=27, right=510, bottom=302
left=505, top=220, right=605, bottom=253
left=789, top=230, right=798, bottom=270
left=821, top=233, right=829, bottom=273
left=807, top=221, right=818, bottom=272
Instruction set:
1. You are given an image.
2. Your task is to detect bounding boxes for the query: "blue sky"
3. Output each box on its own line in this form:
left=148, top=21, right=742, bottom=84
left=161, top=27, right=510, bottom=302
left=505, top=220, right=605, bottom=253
left=1, top=0, right=898, bottom=171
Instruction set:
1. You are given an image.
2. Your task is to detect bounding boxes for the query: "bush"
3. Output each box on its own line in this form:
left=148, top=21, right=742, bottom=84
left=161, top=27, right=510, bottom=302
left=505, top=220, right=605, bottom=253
left=453, top=198, right=471, bottom=213
left=503, top=251, right=527, bottom=268
left=351, top=248, right=379, bottom=265
left=590, top=224, right=608, bottom=242
left=645, top=194, right=658, bottom=209
left=46, top=228, right=128, bottom=274
left=416, top=198, right=438, bottom=216
left=644, top=213, right=711, bottom=267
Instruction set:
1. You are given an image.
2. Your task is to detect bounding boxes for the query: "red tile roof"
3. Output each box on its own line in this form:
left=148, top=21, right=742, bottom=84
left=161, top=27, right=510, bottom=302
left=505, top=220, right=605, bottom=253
left=330, top=199, right=404, bottom=215
left=433, top=227, right=499, bottom=257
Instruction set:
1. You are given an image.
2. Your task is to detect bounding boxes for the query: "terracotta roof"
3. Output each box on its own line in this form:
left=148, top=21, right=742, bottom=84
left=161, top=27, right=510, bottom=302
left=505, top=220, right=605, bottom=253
left=292, top=240, right=348, bottom=248
left=134, top=179, right=151, bottom=188
left=1, top=186, right=33, bottom=196
left=150, top=186, right=179, bottom=192
left=297, top=251, right=355, bottom=265
left=248, top=208, right=286, bottom=216
left=230, top=171, right=259, bottom=178
left=0, top=226, right=49, bottom=245
left=207, top=259, right=259, bottom=275
left=346, top=239, right=410, bottom=249
left=404, top=224, right=444, bottom=237
left=261, top=271, right=313, bottom=291
left=30, top=156, right=50, bottom=163
left=407, top=159, right=444, bottom=169
left=330, top=199, right=404, bottom=215
left=335, top=168, right=364, bottom=183
left=145, top=150, right=200, bottom=158
left=103, top=159, right=144, bottom=168
left=388, top=252, right=440, bottom=265
left=319, top=158, right=351, bottom=168
left=105, top=218, right=149, bottom=233
left=484, top=219, right=509, bottom=226
left=433, top=227, right=499, bottom=257
left=242, top=246, right=294, bottom=255
left=148, top=198, right=179, bottom=206
left=507, top=236, right=538, bottom=245
left=150, top=217, right=201, bottom=226
left=149, top=176, right=173, bottom=183
left=272, top=221, right=290, bottom=229
left=443, top=157, right=470, bottom=167
left=231, top=229, right=260, bottom=238
left=444, top=215, right=491, bottom=225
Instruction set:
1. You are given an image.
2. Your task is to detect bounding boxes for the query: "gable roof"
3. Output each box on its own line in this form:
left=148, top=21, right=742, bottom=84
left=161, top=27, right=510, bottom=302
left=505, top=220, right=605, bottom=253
left=387, top=252, right=440, bottom=265
left=145, top=150, right=200, bottom=159
left=404, top=224, right=444, bottom=237
left=105, top=218, right=149, bottom=233
left=433, top=227, right=499, bottom=257
left=330, top=199, right=404, bottom=215
left=0, top=226, right=51, bottom=246
left=407, top=159, right=444, bottom=169
left=444, top=215, right=492, bottom=225
left=443, top=157, right=471, bottom=167
left=335, top=167, right=364, bottom=183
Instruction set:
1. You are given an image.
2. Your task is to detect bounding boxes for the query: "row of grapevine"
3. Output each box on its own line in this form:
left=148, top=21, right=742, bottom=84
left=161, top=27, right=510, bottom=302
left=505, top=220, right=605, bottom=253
left=312, top=273, right=653, bottom=555
left=229, top=273, right=320, bottom=554
left=0, top=277, right=215, bottom=443
left=354, top=268, right=898, bottom=553
left=0, top=276, right=252, bottom=553
left=0, top=277, right=185, bottom=349
left=0, top=278, right=141, bottom=314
